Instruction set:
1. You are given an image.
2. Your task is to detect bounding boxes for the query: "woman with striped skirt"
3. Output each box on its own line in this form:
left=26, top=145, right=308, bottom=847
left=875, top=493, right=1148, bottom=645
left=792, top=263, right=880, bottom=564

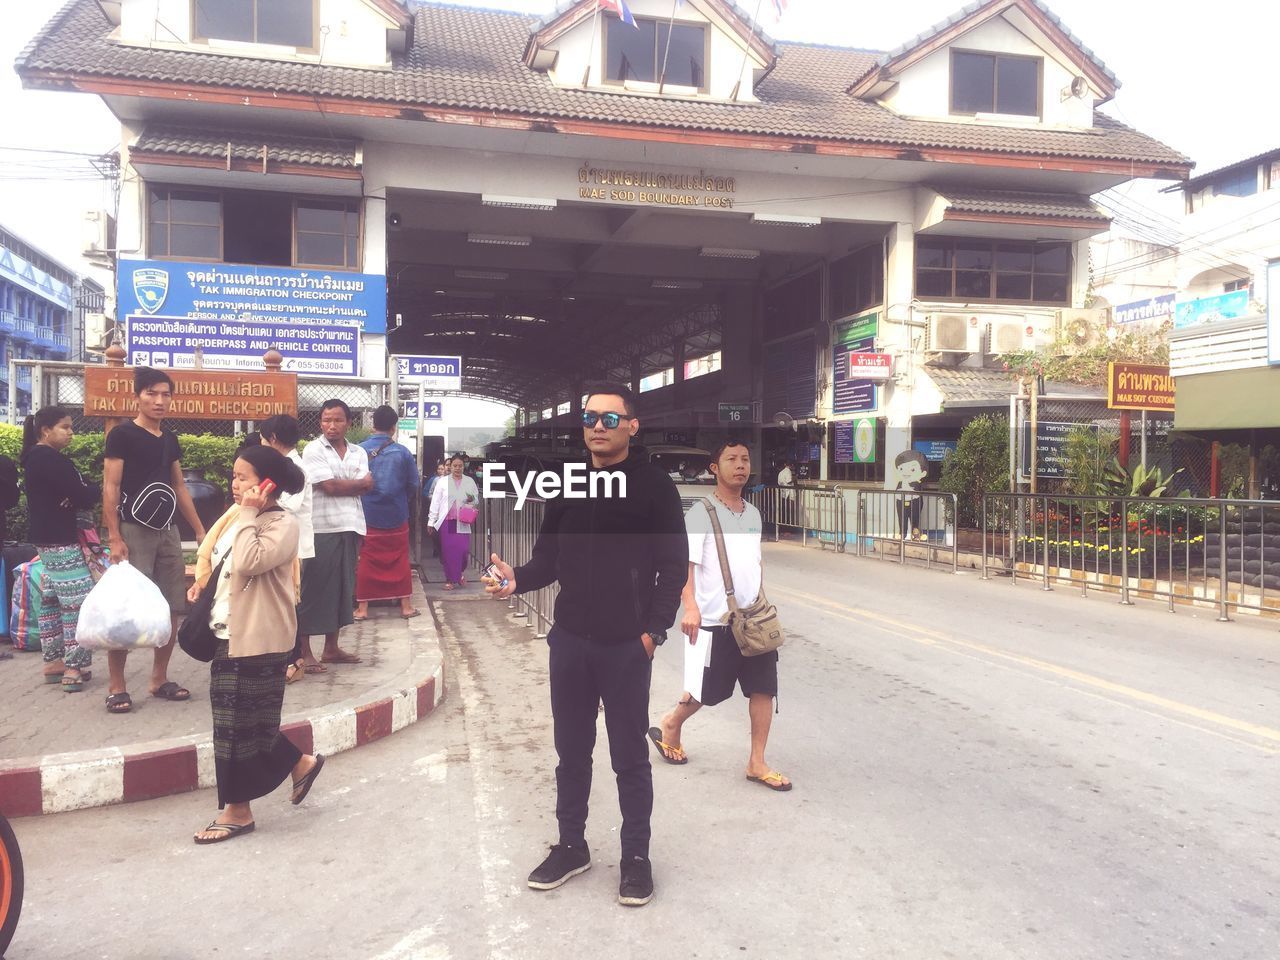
left=187, top=446, right=325, bottom=844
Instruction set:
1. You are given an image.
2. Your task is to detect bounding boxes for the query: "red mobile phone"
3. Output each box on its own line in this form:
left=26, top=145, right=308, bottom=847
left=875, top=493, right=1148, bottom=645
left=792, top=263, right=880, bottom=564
left=258, top=478, right=278, bottom=497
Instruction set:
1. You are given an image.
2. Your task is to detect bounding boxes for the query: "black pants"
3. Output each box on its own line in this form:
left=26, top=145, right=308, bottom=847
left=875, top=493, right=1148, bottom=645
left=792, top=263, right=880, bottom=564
left=547, top=624, right=653, bottom=859
left=899, top=498, right=922, bottom=537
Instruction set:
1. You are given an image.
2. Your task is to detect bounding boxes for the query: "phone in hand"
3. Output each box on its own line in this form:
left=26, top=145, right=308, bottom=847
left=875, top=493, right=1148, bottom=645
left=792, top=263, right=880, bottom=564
left=258, top=478, right=277, bottom=497
left=481, top=562, right=509, bottom=589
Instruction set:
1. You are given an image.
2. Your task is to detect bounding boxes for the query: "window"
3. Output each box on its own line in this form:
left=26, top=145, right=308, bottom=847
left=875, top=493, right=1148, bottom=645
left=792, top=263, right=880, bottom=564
left=605, top=17, right=706, bottom=89
left=295, top=200, right=360, bottom=268
left=147, top=186, right=361, bottom=269
left=951, top=51, right=1040, bottom=117
left=915, top=237, right=1071, bottom=304
left=148, top=188, right=221, bottom=260
left=1223, top=279, right=1251, bottom=293
left=830, top=244, right=885, bottom=319
left=193, top=0, right=314, bottom=48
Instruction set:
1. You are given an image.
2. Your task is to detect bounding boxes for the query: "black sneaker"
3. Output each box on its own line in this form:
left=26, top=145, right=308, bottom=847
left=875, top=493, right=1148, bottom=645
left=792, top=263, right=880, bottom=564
left=527, top=843, right=591, bottom=890
left=617, top=855, right=654, bottom=906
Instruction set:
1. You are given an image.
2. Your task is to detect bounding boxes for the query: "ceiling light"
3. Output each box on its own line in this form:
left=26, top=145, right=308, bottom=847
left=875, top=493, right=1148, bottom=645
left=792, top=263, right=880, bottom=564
left=651, top=279, right=703, bottom=290
left=481, top=195, right=557, bottom=211
left=467, top=233, right=532, bottom=246
left=751, top=214, right=821, bottom=227
left=700, top=246, right=760, bottom=260
left=454, top=269, right=509, bottom=281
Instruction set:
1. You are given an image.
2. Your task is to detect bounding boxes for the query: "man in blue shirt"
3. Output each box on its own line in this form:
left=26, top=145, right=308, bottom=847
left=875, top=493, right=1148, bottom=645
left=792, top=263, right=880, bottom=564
left=354, top=405, right=422, bottom=620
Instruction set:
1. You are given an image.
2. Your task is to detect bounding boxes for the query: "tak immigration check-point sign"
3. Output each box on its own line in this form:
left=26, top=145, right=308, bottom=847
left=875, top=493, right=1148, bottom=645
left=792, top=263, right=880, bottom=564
left=84, top=367, right=297, bottom=420
left=395, top=356, right=462, bottom=392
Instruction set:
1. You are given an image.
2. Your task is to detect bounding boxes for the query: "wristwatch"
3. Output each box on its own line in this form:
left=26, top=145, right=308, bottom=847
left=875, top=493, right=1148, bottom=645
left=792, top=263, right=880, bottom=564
left=644, top=630, right=666, bottom=647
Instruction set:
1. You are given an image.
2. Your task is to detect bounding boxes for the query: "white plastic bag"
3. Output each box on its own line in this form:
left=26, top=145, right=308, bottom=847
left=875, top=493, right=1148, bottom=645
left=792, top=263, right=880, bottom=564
left=76, top=561, right=171, bottom=651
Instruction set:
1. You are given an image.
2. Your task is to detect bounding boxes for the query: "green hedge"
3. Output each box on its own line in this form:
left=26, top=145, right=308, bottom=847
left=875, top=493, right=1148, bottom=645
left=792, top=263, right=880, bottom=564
left=0, top=424, right=246, bottom=542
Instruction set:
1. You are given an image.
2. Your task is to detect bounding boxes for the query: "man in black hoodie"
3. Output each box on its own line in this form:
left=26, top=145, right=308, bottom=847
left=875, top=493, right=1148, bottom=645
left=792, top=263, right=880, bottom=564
left=486, top=382, right=686, bottom=907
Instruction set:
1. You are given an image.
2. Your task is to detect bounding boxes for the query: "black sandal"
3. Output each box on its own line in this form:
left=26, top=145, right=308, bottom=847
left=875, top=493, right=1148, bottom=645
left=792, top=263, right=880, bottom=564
left=194, top=820, right=256, bottom=845
left=151, top=681, right=191, bottom=701
left=105, top=692, right=132, bottom=714
left=291, top=754, right=326, bottom=805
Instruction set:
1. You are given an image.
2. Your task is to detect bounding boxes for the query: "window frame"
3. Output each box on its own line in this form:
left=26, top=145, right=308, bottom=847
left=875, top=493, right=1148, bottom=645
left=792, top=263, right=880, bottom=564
left=146, top=184, right=362, bottom=272
left=603, top=15, right=711, bottom=94
left=293, top=198, right=364, bottom=271
left=949, top=48, right=1043, bottom=119
left=914, top=236, right=1073, bottom=306
left=190, top=0, right=320, bottom=52
left=146, top=186, right=224, bottom=263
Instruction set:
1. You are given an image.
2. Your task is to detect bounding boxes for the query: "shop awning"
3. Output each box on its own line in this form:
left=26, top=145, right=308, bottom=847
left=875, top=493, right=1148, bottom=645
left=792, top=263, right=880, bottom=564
left=1174, top=367, right=1280, bottom=432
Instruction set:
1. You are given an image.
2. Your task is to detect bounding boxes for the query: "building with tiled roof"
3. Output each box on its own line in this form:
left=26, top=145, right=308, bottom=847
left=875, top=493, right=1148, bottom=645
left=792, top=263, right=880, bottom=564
left=17, top=0, right=1191, bottom=486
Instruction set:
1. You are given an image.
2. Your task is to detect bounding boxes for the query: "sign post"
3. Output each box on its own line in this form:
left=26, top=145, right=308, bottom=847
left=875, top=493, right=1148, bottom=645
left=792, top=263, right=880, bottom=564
left=718, top=402, right=751, bottom=424
left=394, top=355, right=463, bottom=392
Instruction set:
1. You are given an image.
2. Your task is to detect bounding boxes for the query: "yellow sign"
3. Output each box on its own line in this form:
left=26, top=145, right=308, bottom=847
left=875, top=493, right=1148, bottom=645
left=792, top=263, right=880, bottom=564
left=1107, top=362, right=1174, bottom=412
left=85, top=367, right=298, bottom=420
left=576, top=164, right=737, bottom=209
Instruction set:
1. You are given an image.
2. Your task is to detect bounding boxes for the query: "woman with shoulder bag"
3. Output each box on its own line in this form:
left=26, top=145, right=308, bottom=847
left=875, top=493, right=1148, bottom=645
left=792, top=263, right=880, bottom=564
left=186, top=446, right=324, bottom=844
left=427, top=453, right=479, bottom=590
left=20, top=407, right=100, bottom=693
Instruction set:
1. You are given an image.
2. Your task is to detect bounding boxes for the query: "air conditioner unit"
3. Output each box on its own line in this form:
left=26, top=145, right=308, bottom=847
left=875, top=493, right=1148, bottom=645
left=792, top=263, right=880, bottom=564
left=926, top=313, right=984, bottom=354
left=83, top=210, right=116, bottom=259
left=988, top=317, right=1037, bottom=354
left=1057, top=307, right=1108, bottom=351
left=85, top=313, right=110, bottom=350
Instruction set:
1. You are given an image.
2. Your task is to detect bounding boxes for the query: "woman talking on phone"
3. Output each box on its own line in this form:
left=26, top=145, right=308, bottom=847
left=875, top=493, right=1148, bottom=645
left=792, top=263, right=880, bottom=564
left=187, top=446, right=324, bottom=844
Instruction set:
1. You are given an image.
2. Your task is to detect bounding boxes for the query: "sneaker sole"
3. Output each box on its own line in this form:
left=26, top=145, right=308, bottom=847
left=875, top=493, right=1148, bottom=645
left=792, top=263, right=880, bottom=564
left=618, top=891, right=653, bottom=907
left=527, top=862, right=591, bottom=890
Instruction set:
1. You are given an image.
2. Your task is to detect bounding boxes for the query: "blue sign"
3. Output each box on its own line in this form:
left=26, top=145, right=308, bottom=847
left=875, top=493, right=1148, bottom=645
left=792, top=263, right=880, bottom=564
left=117, top=259, right=388, bottom=334
left=1114, top=293, right=1175, bottom=325
left=395, top=355, right=463, bottom=392
left=913, top=440, right=957, bottom=462
left=833, top=312, right=878, bottom=415
left=1174, top=290, right=1251, bottom=329
left=402, top=400, right=444, bottom=420
left=126, top=315, right=360, bottom=377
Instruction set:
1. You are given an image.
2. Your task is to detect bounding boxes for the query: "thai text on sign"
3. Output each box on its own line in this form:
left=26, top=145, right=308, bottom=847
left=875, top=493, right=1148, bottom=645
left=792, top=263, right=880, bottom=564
left=85, top=367, right=298, bottom=420
left=1106, top=362, right=1174, bottom=412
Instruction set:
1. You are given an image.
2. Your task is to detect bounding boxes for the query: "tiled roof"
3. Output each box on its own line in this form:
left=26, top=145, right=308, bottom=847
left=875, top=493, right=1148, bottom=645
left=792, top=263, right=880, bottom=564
left=1178, top=147, right=1280, bottom=190
left=133, top=124, right=362, bottom=169
left=926, top=365, right=1102, bottom=407
left=16, top=0, right=1189, bottom=168
left=936, top=187, right=1109, bottom=222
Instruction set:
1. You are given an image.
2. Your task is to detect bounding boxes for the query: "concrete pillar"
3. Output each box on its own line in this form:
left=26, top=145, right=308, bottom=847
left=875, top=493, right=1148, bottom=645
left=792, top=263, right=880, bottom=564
left=882, top=222, right=916, bottom=489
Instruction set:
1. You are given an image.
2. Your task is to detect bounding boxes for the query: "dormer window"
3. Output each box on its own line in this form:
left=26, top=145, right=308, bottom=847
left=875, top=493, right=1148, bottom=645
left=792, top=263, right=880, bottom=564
left=193, top=0, right=315, bottom=49
left=950, top=50, right=1040, bottom=117
left=605, top=17, right=707, bottom=91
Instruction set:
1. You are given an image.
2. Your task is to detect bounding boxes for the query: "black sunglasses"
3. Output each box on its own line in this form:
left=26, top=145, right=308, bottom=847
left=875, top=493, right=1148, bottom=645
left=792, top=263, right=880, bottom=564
left=582, top=411, right=634, bottom=429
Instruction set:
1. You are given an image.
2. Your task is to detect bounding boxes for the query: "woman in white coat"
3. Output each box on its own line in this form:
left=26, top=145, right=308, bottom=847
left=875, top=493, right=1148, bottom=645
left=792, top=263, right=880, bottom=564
left=427, top=454, right=479, bottom=589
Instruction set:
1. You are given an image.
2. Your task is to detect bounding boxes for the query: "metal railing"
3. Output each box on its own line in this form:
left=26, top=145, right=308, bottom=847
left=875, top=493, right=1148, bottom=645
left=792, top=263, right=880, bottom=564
left=856, top=490, right=959, bottom=573
left=980, top=492, right=1280, bottom=619
left=472, top=493, right=558, bottom=637
left=747, top=484, right=847, bottom=552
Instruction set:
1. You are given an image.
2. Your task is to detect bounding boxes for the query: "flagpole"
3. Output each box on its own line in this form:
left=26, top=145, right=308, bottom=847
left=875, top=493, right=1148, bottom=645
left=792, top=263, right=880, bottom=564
left=582, top=1, right=604, bottom=88
left=657, top=0, right=681, bottom=94
left=731, top=0, right=765, bottom=102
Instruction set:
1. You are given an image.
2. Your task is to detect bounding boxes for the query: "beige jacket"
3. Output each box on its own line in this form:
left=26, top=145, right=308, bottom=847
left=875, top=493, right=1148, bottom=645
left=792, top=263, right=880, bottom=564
left=194, top=506, right=299, bottom=658
left=196, top=504, right=300, bottom=602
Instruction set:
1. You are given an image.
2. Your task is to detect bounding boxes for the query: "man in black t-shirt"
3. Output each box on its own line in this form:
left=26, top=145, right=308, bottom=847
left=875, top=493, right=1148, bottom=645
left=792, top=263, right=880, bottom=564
left=101, top=367, right=207, bottom=714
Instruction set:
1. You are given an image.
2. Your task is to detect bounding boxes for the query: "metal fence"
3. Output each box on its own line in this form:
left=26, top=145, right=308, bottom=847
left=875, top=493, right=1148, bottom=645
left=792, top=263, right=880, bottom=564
left=747, top=485, right=847, bottom=552
left=856, top=490, right=959, bottom=573
left=6, top=358, right=390, bottom=437
left=470, top=493, right=558, bottom=637
left=980, top=492, right=1280, bottom=619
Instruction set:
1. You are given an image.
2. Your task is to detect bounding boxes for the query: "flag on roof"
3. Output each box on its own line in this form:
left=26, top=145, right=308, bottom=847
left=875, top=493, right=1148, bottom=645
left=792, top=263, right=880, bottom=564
left=771, top=0, right=789, bottom=19
left=599, top=0, right=638, bottom=28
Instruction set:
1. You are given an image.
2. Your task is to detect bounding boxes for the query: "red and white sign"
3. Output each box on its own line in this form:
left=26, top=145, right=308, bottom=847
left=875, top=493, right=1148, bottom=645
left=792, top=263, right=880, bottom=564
left=847, top=351, right=893, bottom=380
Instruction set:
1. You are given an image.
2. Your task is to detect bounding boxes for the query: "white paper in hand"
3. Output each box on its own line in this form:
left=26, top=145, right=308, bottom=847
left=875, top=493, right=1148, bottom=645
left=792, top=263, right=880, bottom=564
left=77, top=560, right=172, bottom=651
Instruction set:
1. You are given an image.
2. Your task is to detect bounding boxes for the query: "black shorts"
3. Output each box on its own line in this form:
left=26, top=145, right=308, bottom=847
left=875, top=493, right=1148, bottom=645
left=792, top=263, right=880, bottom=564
left=693, top=626, right=778, bottom=707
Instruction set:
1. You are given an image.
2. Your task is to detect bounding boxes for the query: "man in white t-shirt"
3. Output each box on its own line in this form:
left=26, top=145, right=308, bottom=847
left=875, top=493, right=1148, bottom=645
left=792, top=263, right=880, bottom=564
left=648, top=440, right=791, bottom=792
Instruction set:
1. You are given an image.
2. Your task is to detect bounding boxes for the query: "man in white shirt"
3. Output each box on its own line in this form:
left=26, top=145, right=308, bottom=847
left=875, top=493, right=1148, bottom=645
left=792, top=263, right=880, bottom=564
left=298, top=399, right=373, bottom=669
left=649, top=440, right=791, bottom=792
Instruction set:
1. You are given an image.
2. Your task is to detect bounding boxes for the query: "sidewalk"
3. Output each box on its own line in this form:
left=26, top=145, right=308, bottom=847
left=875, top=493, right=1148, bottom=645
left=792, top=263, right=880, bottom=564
left=0, top=576, right=444, bottom=817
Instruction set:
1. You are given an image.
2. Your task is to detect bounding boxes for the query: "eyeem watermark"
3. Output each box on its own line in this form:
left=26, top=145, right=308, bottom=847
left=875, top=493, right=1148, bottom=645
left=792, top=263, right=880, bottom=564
left=481, top=462, right=626, bottom=510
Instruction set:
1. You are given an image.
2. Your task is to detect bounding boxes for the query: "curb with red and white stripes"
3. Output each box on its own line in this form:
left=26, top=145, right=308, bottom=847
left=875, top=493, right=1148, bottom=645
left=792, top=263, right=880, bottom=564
left=0, top=662, right=444, bottom=817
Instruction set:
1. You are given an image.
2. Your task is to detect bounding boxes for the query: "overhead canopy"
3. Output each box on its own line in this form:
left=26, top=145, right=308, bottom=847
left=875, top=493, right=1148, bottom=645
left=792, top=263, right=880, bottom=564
left=1174, top=367, right=1280, bottom=433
